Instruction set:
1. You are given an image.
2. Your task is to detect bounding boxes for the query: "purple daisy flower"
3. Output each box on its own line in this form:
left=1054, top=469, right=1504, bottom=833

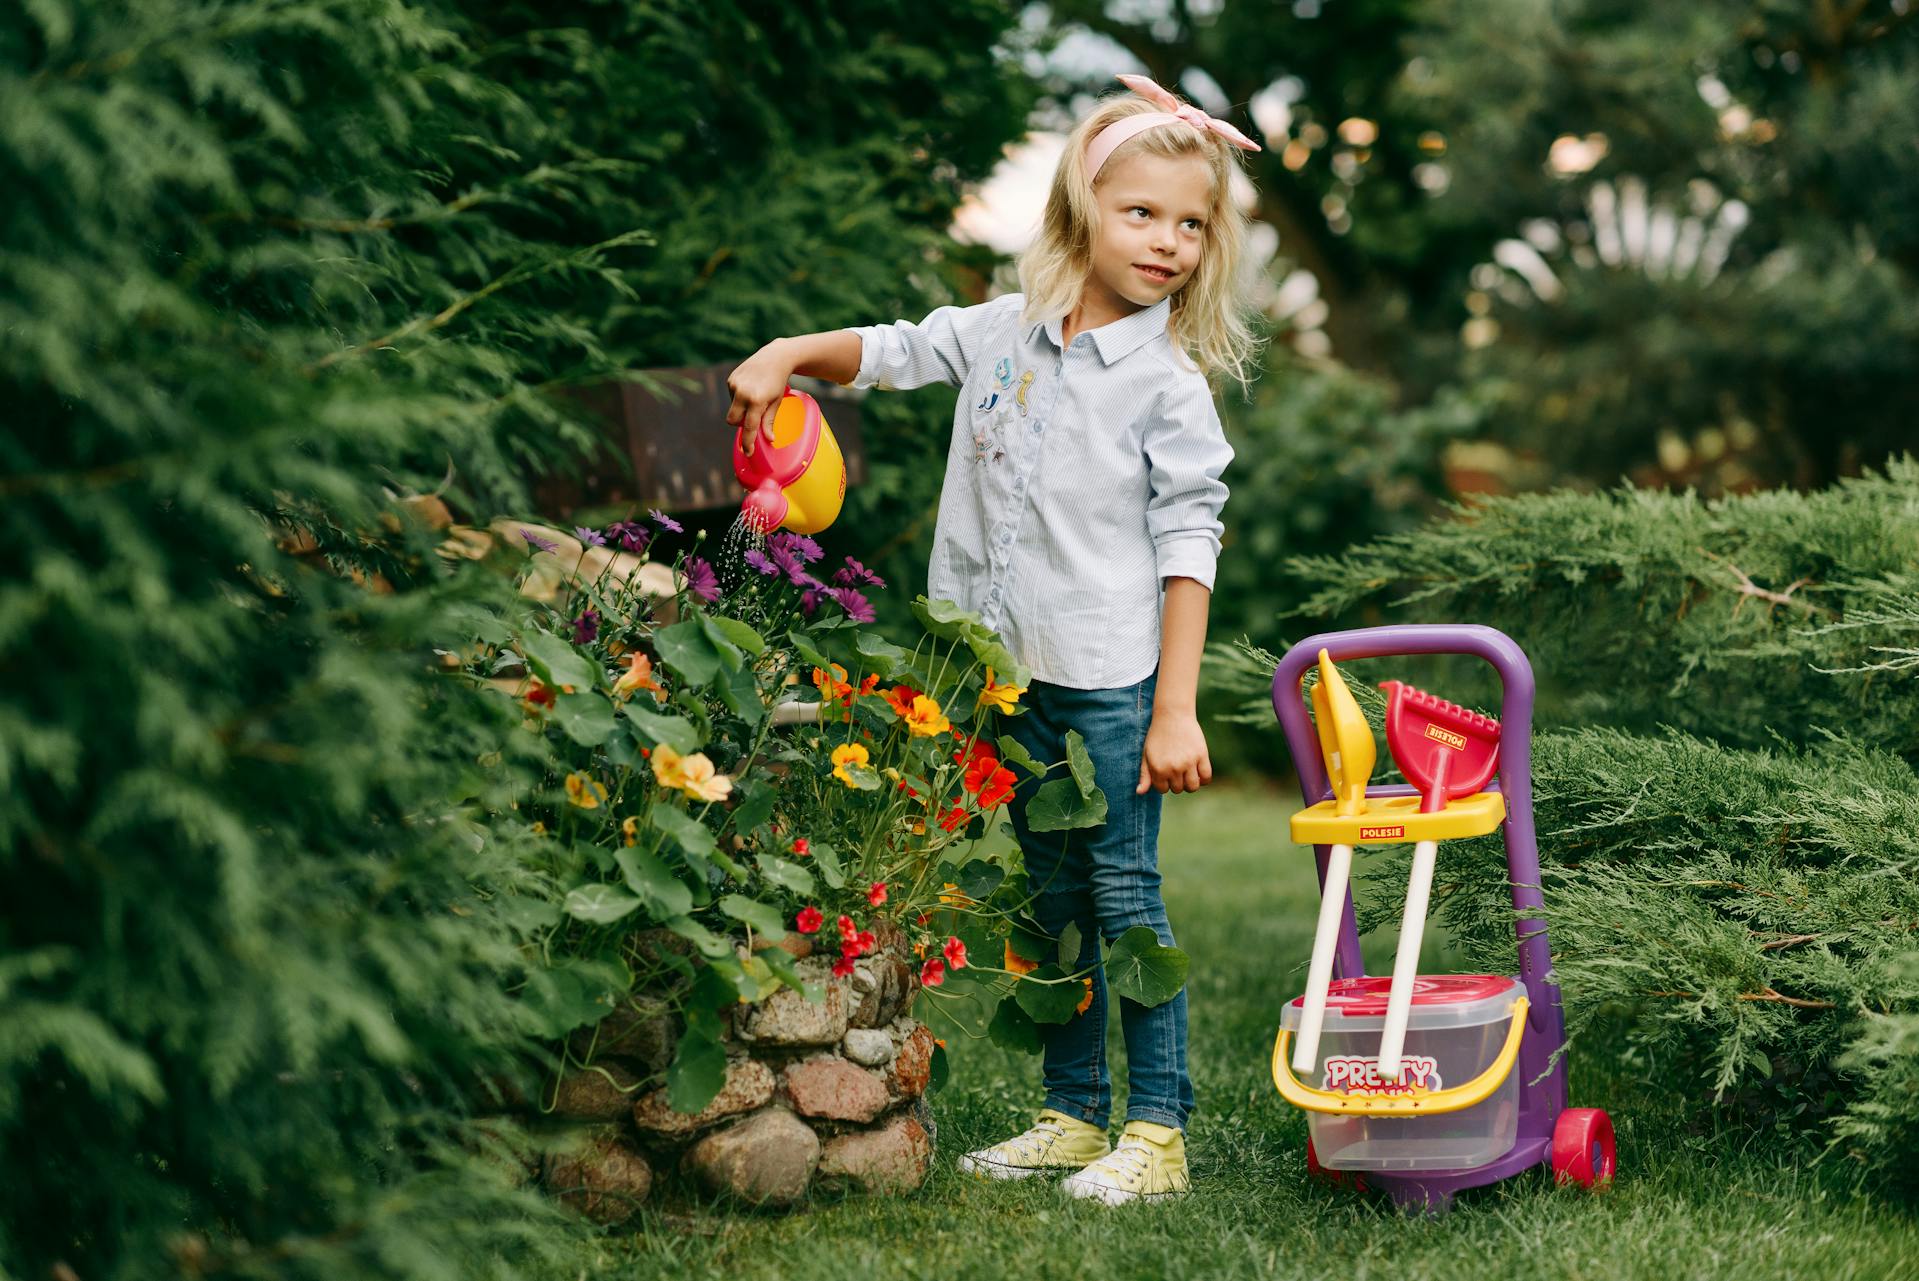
left=649, top=508, right=684, bottom=534
left=799, top=587, right=824, bottom=617
left=521, top=529, right=558, bottom=554
left=605, top=520, right=649, bottom=554
left=826, top=586, right=876, bottom=624
left=768, top=543, right=803, bottom=582
left=767, top=531, right=823, bottom=565
left=571, top=608, right=601, bottom=644
left=742, top=548, right=779, bottom=576
left=833, top=556, right=887, bottom=589
left=683, top=555, right=720, bottom=604
left=574, top=525, right=606, bottom=547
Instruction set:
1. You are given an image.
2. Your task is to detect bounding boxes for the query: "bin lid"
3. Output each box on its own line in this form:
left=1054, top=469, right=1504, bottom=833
left=1282, top=974, right=1524, bottom=1030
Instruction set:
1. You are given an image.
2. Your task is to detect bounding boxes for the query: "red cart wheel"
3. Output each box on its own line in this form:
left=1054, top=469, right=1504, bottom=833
left=1551, top=1108, right=1616, bottom=1188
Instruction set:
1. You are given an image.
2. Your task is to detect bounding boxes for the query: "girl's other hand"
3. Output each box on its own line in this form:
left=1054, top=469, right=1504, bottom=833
left=1137, top=711, right=1213, bottom=795
left=725, top=339, right=795, bottom=454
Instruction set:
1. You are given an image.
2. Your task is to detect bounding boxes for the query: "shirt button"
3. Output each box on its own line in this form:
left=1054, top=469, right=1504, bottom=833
left=1029, top=420, right=1042, bottom=435
left=1000, top=531, right=1012, bottom=545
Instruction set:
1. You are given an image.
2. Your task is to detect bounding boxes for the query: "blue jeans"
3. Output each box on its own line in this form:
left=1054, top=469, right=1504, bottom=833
left=1004, top=674, right=1194, bottom=1131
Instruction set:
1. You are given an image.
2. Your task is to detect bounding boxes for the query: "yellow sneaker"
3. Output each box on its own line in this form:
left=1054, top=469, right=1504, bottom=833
left=1060, top=1120, right=1190, bottom=1204
left=957, top=1108, right=1111, bottom=1181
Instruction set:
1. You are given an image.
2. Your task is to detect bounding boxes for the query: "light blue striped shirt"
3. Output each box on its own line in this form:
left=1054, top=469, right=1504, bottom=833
left=850, top=292, right=1233, bottom=690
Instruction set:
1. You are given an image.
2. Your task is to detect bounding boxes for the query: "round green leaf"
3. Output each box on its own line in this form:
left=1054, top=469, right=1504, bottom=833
left=562, top=884, right=644, bottom=925
left=1103, top=926, right=1189, bottom=1007
left=1014, top=964, right=1089, bottom=1024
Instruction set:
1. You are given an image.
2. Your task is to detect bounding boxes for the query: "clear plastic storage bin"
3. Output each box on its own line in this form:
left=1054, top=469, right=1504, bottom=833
left=1281, top=974, right=1526, bottom=1171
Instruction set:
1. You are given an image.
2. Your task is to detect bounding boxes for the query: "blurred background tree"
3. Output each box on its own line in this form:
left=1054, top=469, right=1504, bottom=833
left=1030, top=0, right=1917, bottom=531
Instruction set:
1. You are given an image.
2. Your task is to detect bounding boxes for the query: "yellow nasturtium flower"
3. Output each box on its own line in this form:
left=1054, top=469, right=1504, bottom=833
left=1003, top=941, right=1039, bottom=976
left=651, top=743, right=692, bottom=791
left=564, top=772, right=607, bottom=809
left=978, top=668, right=1027, bottom=714
left=651, top=743, right=732, bottom=802
left=831, top=742, right=870, bottom=786
left=621, top=816, right=641, bottom=847
left=678, top=752, right=733, bottom=803
left=902, top=694, right=950, bottom=738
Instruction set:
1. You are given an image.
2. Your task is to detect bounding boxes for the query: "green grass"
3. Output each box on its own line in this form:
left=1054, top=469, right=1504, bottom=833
left=580, top=784, right=1918, bottom=1280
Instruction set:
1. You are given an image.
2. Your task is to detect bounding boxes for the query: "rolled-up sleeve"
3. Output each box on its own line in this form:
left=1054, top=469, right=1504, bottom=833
left=849, top=296, right=1012, bottom=392
left=1144, top=374, right=1234, bottom=589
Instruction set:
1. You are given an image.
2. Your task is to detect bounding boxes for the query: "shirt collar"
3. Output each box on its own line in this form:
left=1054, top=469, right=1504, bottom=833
left=1031, top=296, right=1171, bottom=365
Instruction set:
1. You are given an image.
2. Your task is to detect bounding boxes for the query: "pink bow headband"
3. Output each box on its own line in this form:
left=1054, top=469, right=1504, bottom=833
left=1084, top=73, right=1262, bottom=179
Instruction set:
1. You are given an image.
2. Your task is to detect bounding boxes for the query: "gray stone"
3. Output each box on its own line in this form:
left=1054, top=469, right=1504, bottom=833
left=631, top=1057, right=774, bottom=1137
left=684, top=1107, right=820, bottom=1206
left=818, top=1108, right=934, bottom=1194
left=545, top=1127, right=654, bottom=1226
left=842, top=1027, right=895, bottom=1067
left=734, top=957, right=848, bottom=1046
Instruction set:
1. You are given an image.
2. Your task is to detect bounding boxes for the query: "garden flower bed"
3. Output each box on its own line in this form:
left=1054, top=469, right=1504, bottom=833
left=449, top=518, right=1188, bottom=1221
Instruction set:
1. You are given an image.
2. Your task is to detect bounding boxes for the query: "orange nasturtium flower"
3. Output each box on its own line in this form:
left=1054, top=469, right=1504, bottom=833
left=613, top=651, right=664, bottom=701
left=830, top=742, right=870, bottom=786
left=1076, top=977, right=1095, bottom=1015
left=1004, top=941, right=1039, bottom=976
left=882, top=684, right=920, bottom=720
left=938, top=882, right=975, bottom=909
left=858, top=673, right=881, bottom=697
left=813, top=663, right=853, bottom=701
left=901, top=694, right=951, bottom=738
left=978, top=668, right=1027, bottom=714
left=564, top=772, right=607, bottom=809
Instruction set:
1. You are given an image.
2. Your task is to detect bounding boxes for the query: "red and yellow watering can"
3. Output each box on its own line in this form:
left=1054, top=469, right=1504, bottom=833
left=732, top=388, right=847, bottom=535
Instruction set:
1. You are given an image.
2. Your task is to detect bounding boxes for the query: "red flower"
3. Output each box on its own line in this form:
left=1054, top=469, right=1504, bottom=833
left=837, top=914, right=856, bottom=943
left=867, top=881, right=888, bottom=907
left=920, top=958, right=946, bottom=987
left=943, top=936, right=968, bottom=969
left=953, top=734, right=997, bottom=769
left=856, top=929, right=876, bottom=955
left=916, top=913, right=931, bottom=927
left=937, top=802, right=969, bottom=834
left=792, top=837, right=810, bottom=857
left=795, top=906, right=823, bottom=934
left=975, top=765, right=1016, bottom=810
left=832, top=954, right=856, bottom=978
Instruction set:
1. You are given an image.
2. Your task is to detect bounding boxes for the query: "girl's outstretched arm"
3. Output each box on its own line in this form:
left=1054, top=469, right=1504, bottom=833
left=725, top=330, right=862, bottom=450
left=1138, top=576, right=1214, bottom=795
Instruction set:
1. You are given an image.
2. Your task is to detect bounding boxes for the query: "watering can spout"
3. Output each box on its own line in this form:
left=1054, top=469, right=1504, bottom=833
left=740, top=479, right=787, bottom=534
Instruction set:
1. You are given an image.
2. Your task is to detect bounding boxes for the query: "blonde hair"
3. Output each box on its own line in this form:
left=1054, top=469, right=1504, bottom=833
left=1017, top=88, right=1263, bottom=391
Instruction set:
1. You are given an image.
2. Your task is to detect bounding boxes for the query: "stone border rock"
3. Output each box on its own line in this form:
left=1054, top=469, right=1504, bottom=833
left=516, top=942, right=935, bottom=1223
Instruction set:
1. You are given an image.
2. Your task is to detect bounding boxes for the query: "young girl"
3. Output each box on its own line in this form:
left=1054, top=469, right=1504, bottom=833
left=725, top=75, right=1260, bottom=1204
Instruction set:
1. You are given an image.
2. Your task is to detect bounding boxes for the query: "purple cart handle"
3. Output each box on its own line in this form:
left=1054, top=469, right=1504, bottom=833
left=1270, top=625, right=1557, bottom=1035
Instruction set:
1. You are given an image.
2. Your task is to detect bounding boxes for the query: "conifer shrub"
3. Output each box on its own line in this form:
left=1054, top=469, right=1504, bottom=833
left=2, top=0, right=1030, bottom=1272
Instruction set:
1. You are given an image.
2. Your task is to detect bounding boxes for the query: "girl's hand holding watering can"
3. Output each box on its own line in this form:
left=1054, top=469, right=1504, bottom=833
left=727, top=331, right=862, bottom=456
left=725, top=341, right=798, bottom=455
